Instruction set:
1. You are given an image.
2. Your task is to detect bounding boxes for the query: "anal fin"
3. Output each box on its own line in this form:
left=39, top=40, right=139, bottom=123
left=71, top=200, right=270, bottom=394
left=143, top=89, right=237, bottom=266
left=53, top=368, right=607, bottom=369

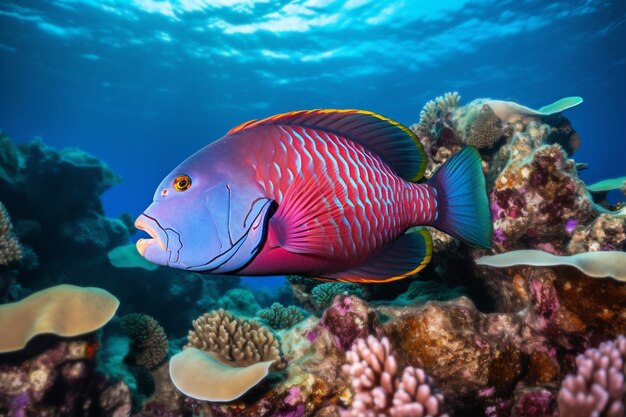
left=319, top=229, right=433, bottom=283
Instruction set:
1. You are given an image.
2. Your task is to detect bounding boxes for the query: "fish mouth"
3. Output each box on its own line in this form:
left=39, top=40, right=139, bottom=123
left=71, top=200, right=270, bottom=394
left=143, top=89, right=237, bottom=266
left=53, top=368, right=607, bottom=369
left=135, top=214, right=168, bottom=256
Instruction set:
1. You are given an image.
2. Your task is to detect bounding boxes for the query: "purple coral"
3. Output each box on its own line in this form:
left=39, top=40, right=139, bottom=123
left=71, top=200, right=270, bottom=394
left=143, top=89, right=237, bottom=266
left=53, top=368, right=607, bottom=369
left=557, top=334, right=626, bottom=417
left=341, top=335, right=448, bottom=417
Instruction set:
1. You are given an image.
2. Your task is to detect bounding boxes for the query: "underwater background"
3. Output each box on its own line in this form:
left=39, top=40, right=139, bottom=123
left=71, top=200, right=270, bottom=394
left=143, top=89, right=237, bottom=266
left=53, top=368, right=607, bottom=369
left=0, top=1, right=625, bottom=416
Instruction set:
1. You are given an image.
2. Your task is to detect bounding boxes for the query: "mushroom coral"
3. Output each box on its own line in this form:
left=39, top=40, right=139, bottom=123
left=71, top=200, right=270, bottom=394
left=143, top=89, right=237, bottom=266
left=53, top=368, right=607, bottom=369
left=476, top=249, right=626, bottom=281
left=169, top=347, right=274, bottom=402
left=0, top=284, right=119, bottom=353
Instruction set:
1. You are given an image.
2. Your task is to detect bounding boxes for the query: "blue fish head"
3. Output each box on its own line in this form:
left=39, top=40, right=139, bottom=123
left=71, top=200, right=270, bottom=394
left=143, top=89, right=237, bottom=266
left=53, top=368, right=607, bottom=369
left=135, top=146, right=273, bottom=274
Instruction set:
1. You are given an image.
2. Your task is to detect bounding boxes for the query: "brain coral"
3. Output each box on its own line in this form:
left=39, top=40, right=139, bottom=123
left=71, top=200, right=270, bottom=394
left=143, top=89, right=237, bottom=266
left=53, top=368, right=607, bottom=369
left=0, top=201, right=22, bottom=266
left=120, top=313, right=169, bottom=370
left=463, top=104, right=503, bottom=149
left=186, top=309, right=283, bottom=369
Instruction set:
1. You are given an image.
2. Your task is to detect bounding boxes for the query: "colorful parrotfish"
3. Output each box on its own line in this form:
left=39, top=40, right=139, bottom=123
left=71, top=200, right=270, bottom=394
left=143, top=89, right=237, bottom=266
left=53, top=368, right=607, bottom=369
left=135, top=109, right=492, bottom=283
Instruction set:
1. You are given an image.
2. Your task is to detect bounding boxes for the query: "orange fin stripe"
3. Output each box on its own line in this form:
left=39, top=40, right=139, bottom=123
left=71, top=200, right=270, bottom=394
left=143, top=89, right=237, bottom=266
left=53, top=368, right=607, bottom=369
left=225, top=109, right=426, bottom=181
left=227, top=119, right=258, bottom=135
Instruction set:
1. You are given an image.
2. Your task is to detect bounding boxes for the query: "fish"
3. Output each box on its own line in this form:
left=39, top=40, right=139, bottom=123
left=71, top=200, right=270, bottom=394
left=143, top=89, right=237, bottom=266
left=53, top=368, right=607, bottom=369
left=135, top=109, right=492, bottom=283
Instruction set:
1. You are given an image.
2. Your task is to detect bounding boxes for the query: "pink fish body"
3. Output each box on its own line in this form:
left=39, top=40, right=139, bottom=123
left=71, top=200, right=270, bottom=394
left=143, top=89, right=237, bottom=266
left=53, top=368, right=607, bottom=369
left=136, top=110, right=492, bottom=282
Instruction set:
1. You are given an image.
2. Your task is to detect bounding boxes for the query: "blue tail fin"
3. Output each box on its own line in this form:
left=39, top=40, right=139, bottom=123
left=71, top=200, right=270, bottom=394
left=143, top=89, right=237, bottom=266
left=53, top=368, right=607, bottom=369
left=428, top=146, right=492, bottom=248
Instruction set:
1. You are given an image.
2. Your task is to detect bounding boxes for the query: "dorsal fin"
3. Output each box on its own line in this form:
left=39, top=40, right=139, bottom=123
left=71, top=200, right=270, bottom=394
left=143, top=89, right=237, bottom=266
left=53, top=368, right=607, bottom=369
left=227, top=119, right=258, bottom=134
left=227, top=109, right=428, bottom=181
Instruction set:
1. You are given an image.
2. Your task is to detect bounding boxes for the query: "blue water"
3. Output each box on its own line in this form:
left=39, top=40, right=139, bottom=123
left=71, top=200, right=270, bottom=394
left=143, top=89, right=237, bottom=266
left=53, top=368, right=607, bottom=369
left=0, top=0, right=625, bottom=221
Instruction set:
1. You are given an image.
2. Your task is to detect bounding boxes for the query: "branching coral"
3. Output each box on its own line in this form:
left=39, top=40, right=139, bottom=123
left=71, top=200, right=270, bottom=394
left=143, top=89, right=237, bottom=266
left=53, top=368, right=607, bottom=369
left=186, top=309, right=284, bottom=369
left=311, top=282, right=365, bottom=312
left=258, top=302, right=307, bottom=329
left=557, top=335, right=626, bottom=417
left=0, top=201, right=22, bottom=266
left=120, top=313, right=169, bottom=370
left=342, top=335, right=448, bottom=417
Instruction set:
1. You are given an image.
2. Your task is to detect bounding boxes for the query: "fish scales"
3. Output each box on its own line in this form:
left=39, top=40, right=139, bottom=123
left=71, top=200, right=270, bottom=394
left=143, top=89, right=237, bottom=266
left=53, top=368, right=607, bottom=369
left=238, top=124, right=437, bottom=267
left=136, top=108, right=492, bottom=281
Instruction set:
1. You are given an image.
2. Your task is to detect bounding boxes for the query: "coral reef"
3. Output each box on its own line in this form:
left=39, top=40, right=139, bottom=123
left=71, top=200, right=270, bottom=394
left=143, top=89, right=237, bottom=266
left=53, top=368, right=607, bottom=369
left=0, top=201, right=22, bottom=266
left=341, top=335, right=448, bottom=417
left=0, top=133, right=241, bottom=334
left=557, top=335, right=626, bottom=417
left=213, top=288, right=262, bottom=317
left=0, top=200, right=23, bottom=301
left=413, top=92, right=461, bottom=140
left=120, top=313, right=169, bottom=370
left=390, top=279, right=465, bottom=305
left=311, top=282, right=365, bottom=313
left=567, top=213, right=626, bottom=253
left=2, top=94, right=625, bottom=417
left=0, top=334, right=131, bottom=417
left=489, top=139, right=597, bottom=252
left=259, top=302, right=308, bottom=329
left=186, top=309, right=283, bottom=369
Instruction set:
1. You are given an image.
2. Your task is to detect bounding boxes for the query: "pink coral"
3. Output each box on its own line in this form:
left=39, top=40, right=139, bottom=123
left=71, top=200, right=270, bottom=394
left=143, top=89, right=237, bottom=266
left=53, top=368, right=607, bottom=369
left=342, top=335, right=448, bottom=417
left=557, top=335, right=626, bottom=417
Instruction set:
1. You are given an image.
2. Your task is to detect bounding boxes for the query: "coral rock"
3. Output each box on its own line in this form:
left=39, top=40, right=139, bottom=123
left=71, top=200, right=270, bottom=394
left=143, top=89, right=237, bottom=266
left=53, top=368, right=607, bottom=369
left=0, top=336, right=131, bottom=417
left=384, top=299, right=529, bottom=413
left=319, top=295, right=380, bottom=352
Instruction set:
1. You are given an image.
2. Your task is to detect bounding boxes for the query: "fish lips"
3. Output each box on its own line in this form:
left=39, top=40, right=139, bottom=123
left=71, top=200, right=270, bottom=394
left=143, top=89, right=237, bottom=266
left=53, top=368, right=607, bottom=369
left=135, top=214, right=182, bottom=266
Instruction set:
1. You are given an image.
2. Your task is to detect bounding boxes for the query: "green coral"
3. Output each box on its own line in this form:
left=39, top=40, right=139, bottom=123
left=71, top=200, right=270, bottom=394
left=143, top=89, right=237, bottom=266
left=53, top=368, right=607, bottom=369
left=405, top=280, right=465, bottom=301
left=286, top=275, right=316, bottom=285
left=311, top=282, right=365, bottom=312
left=258, top=303, right=307, bottom=329
left=214, top=288, right=261, bottom=317
left=120, top=313, right=169, bottom=370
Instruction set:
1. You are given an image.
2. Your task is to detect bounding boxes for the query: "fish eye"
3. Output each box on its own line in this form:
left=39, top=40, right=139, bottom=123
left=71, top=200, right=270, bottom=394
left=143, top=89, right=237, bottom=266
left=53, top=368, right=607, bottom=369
left=173, top=175, right=191, bottom=192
